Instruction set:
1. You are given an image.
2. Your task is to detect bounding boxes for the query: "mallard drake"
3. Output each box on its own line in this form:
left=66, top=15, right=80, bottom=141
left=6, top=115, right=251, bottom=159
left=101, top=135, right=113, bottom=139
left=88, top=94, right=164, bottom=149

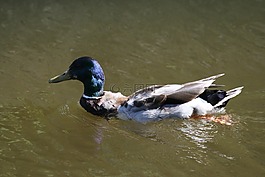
left=49, top=56, right=243, bottom=123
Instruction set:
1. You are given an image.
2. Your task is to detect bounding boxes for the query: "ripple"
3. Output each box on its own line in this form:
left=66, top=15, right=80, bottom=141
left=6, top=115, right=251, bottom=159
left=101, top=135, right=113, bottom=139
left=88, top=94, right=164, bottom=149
left=178, top=120, right=217, bottom=149
left=242, top=22, right=265, bottom=48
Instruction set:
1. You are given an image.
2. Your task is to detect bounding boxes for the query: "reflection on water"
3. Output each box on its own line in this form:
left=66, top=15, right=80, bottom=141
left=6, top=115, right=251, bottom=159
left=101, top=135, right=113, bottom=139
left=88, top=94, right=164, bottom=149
left=178, top=120, right=236, bottom=164
left=0, top=0, right=265, bottom=176
left=179, top=120, right=217, bottom=149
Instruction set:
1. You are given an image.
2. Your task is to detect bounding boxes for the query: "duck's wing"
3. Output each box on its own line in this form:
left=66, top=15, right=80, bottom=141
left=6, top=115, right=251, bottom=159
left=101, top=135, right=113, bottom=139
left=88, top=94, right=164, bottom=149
left=126, top=74, right=224, bottom=110
left=165, top=73, right=225, bottom=103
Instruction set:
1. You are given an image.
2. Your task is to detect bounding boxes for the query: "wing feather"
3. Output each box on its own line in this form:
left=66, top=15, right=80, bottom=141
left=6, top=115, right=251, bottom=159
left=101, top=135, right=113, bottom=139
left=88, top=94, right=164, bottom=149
left=125, top=74, right=225, bottom=110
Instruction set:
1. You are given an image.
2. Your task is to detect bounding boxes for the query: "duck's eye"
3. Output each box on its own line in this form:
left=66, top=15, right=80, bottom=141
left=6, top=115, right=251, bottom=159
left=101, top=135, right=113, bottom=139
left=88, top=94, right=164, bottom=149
left=70, top=63, right=83, bottom=70
left=72, top=75, right=78, bottom=79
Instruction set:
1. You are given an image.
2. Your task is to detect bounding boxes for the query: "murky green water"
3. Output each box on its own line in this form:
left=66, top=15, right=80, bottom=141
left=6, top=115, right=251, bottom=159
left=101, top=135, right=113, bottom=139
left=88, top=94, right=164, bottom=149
left=0, top=0, right=265, bottom=176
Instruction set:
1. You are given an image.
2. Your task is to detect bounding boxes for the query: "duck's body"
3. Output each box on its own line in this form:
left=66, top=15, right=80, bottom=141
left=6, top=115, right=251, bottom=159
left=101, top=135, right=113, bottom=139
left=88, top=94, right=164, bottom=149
left=79, top=91, right=128, bottom=117
left=49, top=56, right=243, bottom=123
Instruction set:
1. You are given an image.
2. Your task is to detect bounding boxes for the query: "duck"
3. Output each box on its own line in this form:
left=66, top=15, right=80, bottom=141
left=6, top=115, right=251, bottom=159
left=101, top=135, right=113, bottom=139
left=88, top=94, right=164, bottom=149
left=49, top=56, right=243, bottom=123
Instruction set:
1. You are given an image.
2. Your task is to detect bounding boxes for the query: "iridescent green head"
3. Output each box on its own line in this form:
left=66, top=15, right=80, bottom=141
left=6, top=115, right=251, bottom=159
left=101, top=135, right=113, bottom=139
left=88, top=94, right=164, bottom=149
left=49, top=56, right=105, bottom=97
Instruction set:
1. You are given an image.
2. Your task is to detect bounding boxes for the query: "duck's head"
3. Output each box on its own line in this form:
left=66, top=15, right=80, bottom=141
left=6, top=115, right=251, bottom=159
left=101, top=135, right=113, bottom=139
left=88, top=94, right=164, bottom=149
left=49, top=56, right=105, bottom=97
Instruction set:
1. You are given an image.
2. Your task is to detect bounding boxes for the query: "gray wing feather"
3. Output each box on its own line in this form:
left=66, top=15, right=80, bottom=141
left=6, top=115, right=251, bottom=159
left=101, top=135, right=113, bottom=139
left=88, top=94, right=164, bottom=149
left=167, top=73, right=225, bottom=102
left=126, top=74, right=225, bottom=110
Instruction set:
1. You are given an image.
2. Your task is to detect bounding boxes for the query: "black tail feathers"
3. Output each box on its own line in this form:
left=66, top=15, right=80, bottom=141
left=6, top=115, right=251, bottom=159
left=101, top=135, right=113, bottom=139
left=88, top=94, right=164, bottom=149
left=199, top=89, right=229, bottom=107
left=199, top=87, right=243, bottom=108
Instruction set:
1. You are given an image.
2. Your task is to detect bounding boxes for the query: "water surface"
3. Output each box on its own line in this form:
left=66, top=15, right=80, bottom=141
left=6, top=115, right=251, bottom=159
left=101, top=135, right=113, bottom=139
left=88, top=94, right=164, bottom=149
left=0, top=0, right=265, bottom=176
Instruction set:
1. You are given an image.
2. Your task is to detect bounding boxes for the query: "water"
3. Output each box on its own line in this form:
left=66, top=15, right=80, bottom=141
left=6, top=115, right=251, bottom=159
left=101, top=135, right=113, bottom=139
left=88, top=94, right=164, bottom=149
left=0, top=0, right=265, bottom=176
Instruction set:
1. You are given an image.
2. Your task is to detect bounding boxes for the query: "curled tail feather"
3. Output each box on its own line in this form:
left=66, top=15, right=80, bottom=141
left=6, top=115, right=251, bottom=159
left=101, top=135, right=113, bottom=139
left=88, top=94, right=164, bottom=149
left=214, top=86, right=244, bottom=108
